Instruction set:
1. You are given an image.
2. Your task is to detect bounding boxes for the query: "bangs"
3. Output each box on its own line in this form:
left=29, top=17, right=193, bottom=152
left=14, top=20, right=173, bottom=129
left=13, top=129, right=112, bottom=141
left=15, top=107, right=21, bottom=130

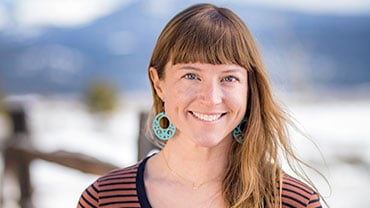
left=150, top=4, right=259, bottom=77
left=169, top=9, right=253, bottom=70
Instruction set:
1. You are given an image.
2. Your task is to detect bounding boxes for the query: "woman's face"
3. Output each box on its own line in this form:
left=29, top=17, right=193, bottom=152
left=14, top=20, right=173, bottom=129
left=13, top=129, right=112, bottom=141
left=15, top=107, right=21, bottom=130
left=150, top=62, right=248, bottom=147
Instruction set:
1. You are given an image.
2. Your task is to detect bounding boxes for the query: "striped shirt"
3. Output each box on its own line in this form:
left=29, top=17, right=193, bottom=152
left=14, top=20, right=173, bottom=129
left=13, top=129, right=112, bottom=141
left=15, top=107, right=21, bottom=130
left=77, top=156, right=322, bottom=208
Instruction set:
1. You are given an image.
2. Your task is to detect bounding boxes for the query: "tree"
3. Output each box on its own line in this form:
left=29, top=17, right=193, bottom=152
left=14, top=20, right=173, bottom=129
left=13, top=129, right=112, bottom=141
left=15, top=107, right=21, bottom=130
left=84, top=80, right=118, bottom=114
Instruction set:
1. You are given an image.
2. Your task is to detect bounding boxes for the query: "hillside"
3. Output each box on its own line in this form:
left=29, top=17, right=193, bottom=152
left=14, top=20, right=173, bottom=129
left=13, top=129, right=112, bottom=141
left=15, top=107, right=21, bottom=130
left=0, top=1, right=369, bottom=95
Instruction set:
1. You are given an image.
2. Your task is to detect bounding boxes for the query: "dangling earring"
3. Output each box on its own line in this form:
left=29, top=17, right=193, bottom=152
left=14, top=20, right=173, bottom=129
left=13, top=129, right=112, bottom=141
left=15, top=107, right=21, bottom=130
left=232, top=118, right=248, bottom=143
left=152, top=112, right=176, bottom=141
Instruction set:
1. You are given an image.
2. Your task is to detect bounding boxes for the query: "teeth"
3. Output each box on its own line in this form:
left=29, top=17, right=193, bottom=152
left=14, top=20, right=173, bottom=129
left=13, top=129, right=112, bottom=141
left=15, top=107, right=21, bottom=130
left=192, top=112, right=222, bottom=122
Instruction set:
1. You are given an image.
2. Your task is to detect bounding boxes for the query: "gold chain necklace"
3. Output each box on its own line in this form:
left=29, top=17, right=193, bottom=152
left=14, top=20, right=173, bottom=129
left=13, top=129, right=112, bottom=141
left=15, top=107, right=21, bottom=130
left=161, top=152, right=222, bottom=190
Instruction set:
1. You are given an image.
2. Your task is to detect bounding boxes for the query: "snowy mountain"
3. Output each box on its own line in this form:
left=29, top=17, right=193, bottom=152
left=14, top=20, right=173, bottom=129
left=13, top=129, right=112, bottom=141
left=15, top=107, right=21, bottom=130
left=0, top=1, right=369, bottom=95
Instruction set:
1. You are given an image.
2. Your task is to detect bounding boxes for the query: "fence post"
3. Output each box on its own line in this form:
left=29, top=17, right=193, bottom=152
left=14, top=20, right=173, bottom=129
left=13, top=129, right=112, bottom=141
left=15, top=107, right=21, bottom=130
left=137, top=112, right=158, bottom=161
left=3, top=105, right=34, bottom=208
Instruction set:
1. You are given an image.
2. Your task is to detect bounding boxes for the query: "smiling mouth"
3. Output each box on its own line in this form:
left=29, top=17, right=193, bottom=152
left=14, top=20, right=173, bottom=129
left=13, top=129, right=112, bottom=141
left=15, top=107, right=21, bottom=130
left=191, top=112, right=225, bottom=122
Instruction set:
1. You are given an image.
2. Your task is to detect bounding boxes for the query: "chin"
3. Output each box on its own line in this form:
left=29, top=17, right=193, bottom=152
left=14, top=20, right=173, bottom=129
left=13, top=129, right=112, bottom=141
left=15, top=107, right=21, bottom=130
left=191, top=136, right=227, bottom=148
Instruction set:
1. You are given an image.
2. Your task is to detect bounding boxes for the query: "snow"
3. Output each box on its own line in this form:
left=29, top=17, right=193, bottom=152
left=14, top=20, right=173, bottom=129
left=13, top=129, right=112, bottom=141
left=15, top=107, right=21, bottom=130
left=28, top=96, right=140, bottom=167
left=1, top=94, right=369, bottom=208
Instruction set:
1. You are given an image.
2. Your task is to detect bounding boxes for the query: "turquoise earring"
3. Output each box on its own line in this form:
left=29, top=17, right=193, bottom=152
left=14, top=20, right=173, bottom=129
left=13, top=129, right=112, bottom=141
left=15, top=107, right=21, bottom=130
left=232, top=118, right=248, bottom=143
left=152, top=112, right=176, bottom=141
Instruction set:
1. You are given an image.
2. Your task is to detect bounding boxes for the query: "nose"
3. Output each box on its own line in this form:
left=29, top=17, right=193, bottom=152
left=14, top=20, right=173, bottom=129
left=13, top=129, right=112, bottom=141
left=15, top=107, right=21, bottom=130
left=199, top=80, right=222, bottom=106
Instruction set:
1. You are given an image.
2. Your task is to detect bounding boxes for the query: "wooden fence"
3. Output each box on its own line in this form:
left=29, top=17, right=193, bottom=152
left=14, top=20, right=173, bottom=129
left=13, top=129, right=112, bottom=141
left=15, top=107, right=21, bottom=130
left=0, top=104, right=156, bottom=208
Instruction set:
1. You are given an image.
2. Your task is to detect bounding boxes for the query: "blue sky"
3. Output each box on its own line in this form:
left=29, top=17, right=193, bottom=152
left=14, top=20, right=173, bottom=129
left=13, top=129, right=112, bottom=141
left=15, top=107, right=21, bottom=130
left=0, top=0, right=369, bottom=30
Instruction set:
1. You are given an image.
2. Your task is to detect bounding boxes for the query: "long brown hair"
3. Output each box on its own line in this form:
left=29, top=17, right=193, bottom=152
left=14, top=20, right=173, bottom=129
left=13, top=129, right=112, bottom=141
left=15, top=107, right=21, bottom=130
left=147, top=3, right=322, bottom=207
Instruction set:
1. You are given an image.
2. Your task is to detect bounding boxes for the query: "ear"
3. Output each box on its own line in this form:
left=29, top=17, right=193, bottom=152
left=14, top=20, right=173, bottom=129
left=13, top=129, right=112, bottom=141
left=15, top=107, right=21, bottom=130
left=149, top=67, right=165, bottom=101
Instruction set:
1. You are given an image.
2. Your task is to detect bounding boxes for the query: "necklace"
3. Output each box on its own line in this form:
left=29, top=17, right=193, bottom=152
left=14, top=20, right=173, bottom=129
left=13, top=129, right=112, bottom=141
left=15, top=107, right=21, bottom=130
left=161, top=152, right=222, bottom=190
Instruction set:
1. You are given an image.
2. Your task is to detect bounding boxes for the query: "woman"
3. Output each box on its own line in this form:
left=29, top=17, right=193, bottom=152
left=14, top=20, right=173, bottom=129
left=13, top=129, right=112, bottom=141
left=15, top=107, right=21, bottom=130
left=78, top=3, right=324, bottom=208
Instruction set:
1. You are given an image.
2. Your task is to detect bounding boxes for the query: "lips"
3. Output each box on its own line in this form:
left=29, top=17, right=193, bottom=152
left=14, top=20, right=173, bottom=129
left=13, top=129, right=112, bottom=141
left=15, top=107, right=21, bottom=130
left=191, top=111, right=224, bottom=122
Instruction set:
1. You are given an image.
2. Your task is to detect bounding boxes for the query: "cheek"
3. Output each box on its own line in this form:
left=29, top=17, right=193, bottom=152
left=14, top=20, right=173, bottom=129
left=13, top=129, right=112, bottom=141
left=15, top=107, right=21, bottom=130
left=169, top=83, right=198, bottom=102
left=163, top=84, right=197, bottom=112
left=224, top=88, right=248, bottom=112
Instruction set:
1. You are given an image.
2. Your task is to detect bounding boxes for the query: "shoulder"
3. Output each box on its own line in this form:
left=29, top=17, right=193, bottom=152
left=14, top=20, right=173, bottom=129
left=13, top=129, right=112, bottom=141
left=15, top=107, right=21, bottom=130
left=96, top=162, right=140, bottom=184
left=281, top=174, right=322, bottom=208
left=77, top=162, right=142, bottom=208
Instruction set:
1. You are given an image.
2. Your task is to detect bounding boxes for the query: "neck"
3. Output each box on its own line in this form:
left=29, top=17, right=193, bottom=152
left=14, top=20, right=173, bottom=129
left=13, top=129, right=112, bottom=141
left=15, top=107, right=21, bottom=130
left=158, top=136, right=231, bottom=189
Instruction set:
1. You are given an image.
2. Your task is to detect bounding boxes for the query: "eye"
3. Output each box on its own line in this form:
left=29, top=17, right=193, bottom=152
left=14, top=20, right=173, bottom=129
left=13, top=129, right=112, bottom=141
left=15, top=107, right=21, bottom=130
left=222, top=75, right=238, bottom=82
left=184, top=73, right=198, bottom=80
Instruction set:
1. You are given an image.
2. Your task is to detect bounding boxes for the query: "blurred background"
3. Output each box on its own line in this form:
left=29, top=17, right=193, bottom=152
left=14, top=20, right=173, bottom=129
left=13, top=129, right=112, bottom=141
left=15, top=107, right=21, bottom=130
left=0, top=0, right=369, bottom=207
